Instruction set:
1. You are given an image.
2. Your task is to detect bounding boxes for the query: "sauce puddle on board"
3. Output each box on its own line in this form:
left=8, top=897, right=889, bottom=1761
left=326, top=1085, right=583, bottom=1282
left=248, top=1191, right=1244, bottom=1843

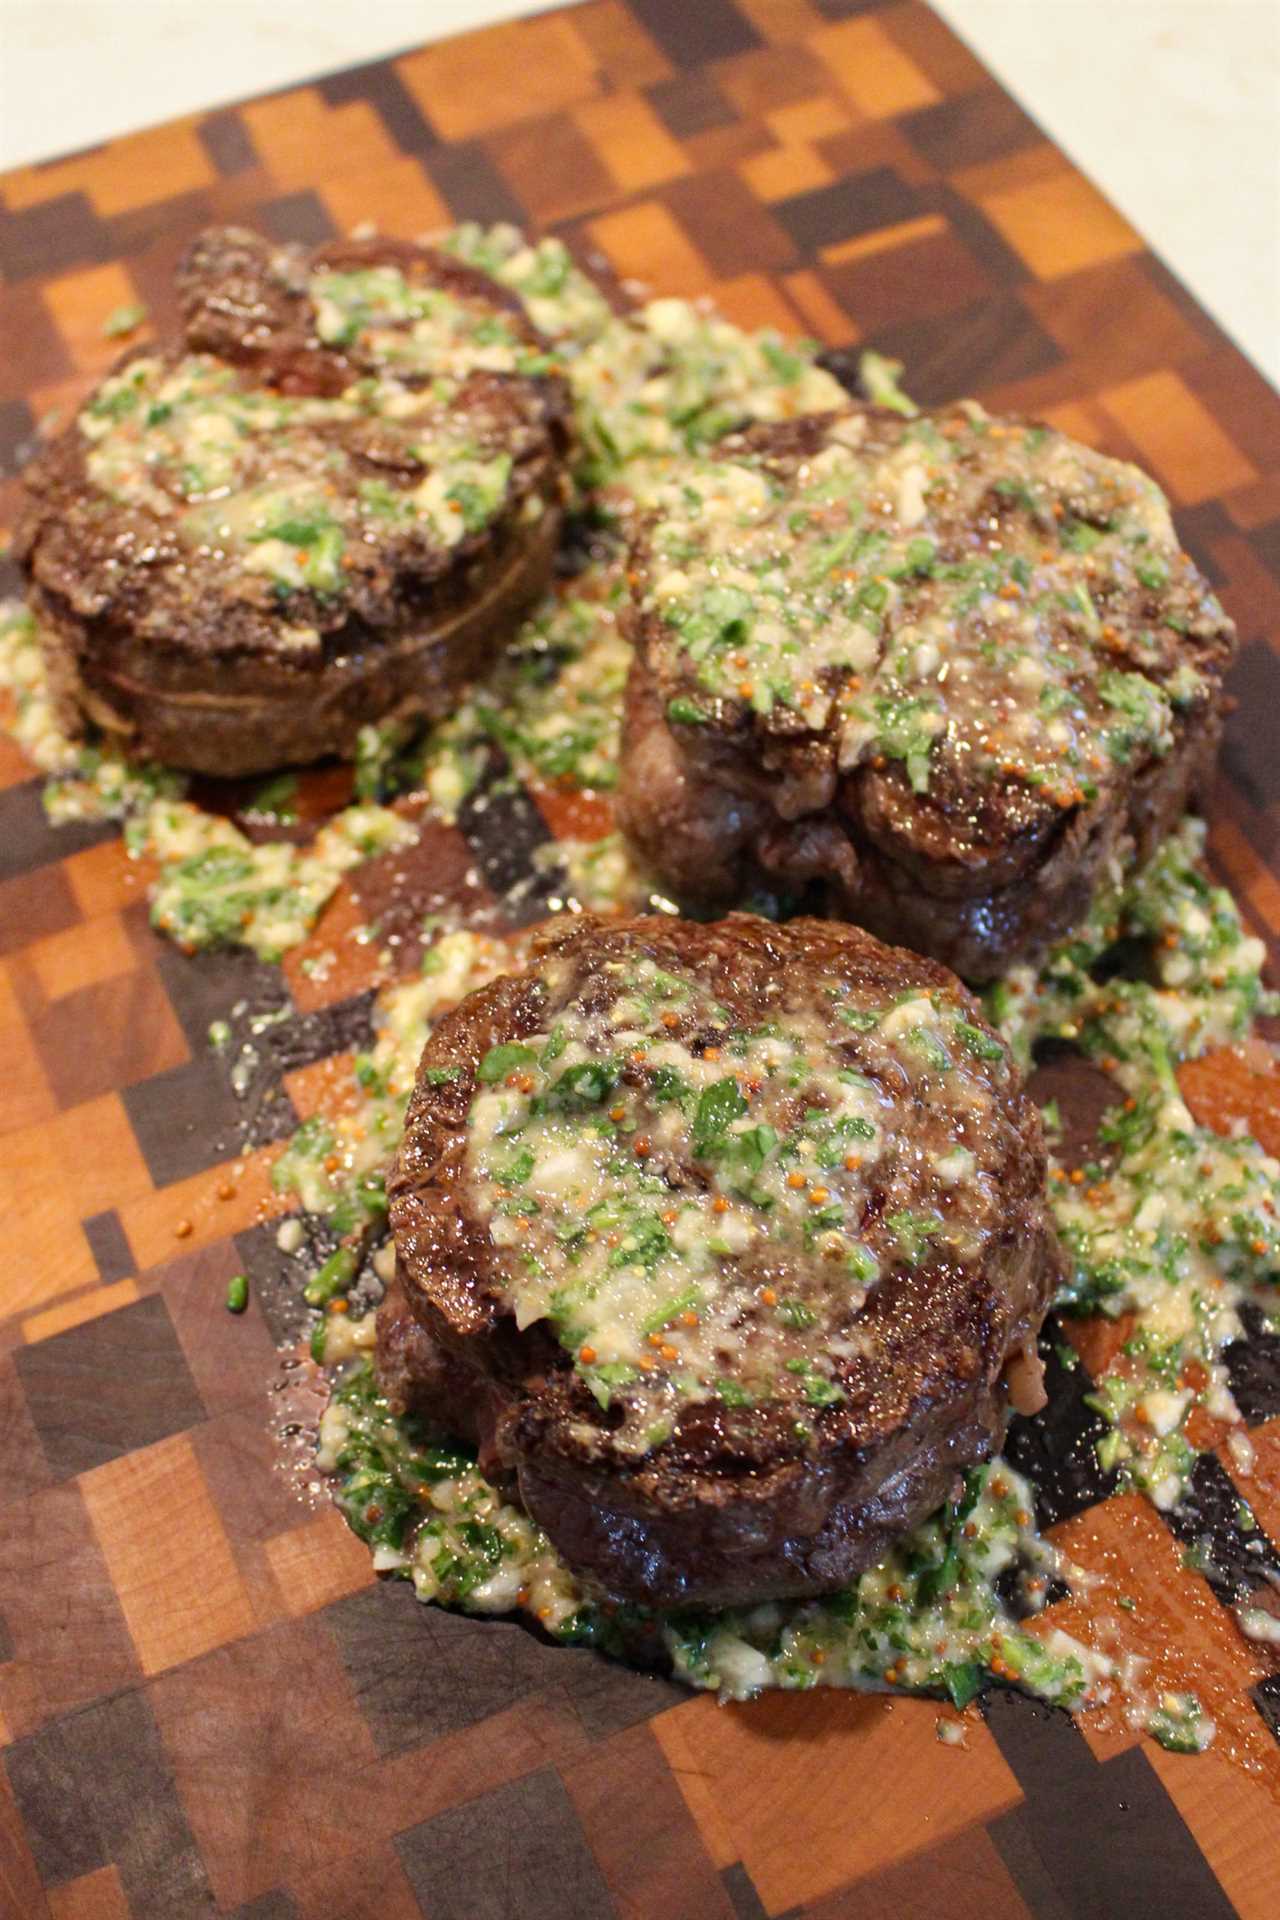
left=2, top=224, right=1278, bottom=1762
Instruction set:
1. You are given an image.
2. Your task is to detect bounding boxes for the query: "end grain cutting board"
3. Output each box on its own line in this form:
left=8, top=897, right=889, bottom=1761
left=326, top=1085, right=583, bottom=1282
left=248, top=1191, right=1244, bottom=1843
left=1, top=4, right=1279, bottom=1916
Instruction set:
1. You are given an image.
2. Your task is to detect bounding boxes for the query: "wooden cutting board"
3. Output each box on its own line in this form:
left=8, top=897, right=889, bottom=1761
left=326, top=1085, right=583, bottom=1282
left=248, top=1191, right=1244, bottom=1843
left=2, top=4, right=1279, bottom=1916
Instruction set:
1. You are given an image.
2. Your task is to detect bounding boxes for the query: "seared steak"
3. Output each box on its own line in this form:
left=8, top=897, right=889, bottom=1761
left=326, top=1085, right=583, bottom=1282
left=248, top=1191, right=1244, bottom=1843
left=616, top=408, right=1235, bottom=980
left=17, top=227, right=570, bottom=776
left=387, top=912, right=1060, bottom=1608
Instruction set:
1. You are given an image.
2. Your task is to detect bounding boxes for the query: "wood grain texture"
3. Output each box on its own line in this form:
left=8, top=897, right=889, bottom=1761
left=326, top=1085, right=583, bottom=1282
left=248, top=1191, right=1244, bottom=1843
left=1, top=2, right=1278, bottom=1913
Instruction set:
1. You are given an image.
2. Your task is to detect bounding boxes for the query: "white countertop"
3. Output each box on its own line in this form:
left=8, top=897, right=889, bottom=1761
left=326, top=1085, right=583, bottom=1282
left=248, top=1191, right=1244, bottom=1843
left=1, top=0, right=1276, bottom=386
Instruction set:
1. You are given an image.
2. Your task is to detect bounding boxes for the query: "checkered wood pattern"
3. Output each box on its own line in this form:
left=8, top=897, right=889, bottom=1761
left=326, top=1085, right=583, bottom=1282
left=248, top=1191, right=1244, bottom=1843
left=1, top=3, right=1279, bottom=1915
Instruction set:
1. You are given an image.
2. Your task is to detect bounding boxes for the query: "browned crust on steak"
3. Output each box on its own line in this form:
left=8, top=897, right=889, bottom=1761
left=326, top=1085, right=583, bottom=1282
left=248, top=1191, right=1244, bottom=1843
left=179, top=229, right=549, bottom=397
left=386, top=912, right=1061, bottom=1608
left=16, top=226, right=571, bottom=776
left=616, top=408, right=1236, bottom=981
left=617, top=655, right=1225, bottom=980
left=375, top=1274, right=513, bottom=1471
left=26, top=492, right=561, bottom=775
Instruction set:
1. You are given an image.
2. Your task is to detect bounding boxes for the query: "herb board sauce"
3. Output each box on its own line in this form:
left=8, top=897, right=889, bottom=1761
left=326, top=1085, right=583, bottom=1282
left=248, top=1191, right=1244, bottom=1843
left=635, top=409, right=1225, bottom=813
left=76, top=252, right=555, bottom=599
left=2, top=224, right=1276, bottom=1752
left=463, top=940, right=1022, bottom=1446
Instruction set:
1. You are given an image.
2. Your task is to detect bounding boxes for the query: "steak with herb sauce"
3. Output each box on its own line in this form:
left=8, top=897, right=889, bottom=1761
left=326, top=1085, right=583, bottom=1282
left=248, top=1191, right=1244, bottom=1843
left=17, top=227, right=570, bottom=775
left=616, top=407, right=1235, bottom=980
left=386, top=912, right=1060, bottom=1609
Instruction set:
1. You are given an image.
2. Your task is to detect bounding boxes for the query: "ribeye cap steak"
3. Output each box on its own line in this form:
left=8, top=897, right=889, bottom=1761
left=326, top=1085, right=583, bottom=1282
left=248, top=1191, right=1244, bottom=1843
left=387, top=912, right=1060, bottom=1609
left=17, top=227, right=570, bottom=776
left=616, top=407, right=1235, bottom=980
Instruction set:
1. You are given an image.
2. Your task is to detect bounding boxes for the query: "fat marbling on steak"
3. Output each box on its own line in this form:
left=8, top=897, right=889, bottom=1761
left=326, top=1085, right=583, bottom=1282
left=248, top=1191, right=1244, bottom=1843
left=616, top=407, right=1236, bottom=980
left=17, top=227, right=570, bottom=776
left=386, top=911, right=1060, bottom=1610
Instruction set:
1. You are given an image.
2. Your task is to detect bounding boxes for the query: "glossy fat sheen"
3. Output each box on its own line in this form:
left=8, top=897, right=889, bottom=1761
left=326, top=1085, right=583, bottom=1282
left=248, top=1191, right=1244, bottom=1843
left=16, top=228, right=570, bottom=775
left=616, top=409, right=1235, bottom=982
left=386, top=913, right=1061, bottom=1608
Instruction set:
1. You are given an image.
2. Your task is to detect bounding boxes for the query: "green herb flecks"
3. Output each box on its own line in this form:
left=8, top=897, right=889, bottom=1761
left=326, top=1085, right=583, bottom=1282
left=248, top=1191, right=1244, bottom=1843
left=318, top=1357, right=1095, bottom=1711
left=102, top=302, right=147, bottom=338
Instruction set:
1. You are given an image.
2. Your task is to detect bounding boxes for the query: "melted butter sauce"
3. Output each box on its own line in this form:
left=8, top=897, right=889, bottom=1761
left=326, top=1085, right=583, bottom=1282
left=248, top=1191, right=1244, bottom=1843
left=636, top=408, right=1221, bottom=810
left=993, top=817, right=1279, bottom=1515
left=319, top=1340, right=1104, bottom=1715
left=2, top=225, right=1276, bottom=1755
left=78, top=255, right=546, bottom=589
left=464, top=948, right=1016, bottom=1447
